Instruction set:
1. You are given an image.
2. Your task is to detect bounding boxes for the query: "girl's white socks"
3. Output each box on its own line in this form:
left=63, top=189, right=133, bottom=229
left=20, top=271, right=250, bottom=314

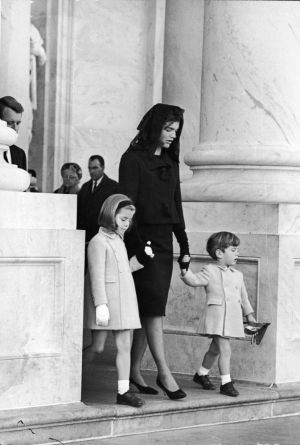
left=221, top=374, right=231, bottom=385
left=118, top=379, right=129, bottom=395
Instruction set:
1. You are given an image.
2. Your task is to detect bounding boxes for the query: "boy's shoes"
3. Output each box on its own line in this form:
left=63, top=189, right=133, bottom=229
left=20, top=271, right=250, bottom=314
left=193, top=373, right=216, bottom=390
left=117, top=390, right=145, bottom=407
left=220, top=382, right=239, bottom=397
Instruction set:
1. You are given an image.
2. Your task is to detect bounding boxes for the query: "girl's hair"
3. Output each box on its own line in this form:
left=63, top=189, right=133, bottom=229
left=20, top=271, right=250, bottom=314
left=206, top=231, right=240, bottom=260
left=98, top=194, right=135, bottom=231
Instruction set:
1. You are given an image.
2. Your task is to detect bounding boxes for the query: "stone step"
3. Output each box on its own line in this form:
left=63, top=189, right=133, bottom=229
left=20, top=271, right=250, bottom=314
left=0, top=366, right=299, bottom=445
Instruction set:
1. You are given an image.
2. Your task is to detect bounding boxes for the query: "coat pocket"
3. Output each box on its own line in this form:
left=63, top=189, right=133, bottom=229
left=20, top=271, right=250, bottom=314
left=207, top=297, right=223, bottom=305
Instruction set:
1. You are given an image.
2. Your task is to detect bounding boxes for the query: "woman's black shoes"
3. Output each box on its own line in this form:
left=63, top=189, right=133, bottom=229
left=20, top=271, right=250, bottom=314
left=156, top=378, right=186, bottom=400
left=130, top=378, right=159, bottom=395
left=129, top=377, right=186, bottom=399
left=117, top=390, right=145, bottom=407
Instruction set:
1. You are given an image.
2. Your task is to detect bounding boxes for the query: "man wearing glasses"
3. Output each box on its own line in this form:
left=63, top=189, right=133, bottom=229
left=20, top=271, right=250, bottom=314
left=0, top=96, right=27, bottom=171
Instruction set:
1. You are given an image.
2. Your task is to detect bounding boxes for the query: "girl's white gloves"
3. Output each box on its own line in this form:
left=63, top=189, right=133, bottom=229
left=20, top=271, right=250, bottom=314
left=145, top=241, right=154, bottom=258
left=96, top=304, right=110, bottom=326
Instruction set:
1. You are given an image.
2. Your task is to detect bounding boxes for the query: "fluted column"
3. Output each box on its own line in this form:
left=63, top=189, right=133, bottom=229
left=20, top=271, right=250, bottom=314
left=182, top=0, right=300, bottom=203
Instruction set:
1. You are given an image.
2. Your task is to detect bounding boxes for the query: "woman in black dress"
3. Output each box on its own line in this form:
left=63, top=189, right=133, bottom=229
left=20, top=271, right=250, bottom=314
left=119, top=103, right=190, bottom=399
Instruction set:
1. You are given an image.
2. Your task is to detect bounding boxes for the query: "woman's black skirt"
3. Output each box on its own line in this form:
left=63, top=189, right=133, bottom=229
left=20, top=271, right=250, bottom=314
left=133, top=224, right=173, bottom=317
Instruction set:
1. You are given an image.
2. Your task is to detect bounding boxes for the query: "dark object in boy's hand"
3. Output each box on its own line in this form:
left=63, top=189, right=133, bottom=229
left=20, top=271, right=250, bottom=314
left=244, top=322, right=270, bottom=345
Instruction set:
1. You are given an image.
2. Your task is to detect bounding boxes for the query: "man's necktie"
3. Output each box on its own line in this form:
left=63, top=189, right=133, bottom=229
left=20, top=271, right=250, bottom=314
left=92, top=180, right=97, bottom=192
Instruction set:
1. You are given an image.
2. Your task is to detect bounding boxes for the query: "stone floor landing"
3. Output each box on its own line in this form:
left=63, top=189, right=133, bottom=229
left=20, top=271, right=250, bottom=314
left=0, top=362, right=299, bottom=444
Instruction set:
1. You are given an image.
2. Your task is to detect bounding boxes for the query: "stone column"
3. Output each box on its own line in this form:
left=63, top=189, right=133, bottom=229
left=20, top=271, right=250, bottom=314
left=161, top=1, right=300, bottom=385
left=0, top=0, right=31, bottom=151
left=144, top=0, right=166, bottom=108
left=162, top=0, right=204, bottom=180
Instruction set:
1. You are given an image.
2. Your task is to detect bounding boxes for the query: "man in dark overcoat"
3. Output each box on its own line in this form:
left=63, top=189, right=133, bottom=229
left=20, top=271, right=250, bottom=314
left=77, top=155, right=119, bottom=242
left=0, top=96, right=27, bottom=170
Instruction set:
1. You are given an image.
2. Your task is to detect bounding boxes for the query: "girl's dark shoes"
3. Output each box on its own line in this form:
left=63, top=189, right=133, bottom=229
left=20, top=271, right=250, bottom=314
left=220, top=382, right=239, bottom=397
left=117, top=390, right=145, bottom=407
left=130, top=378, right=158, bottom=395
left=193, top=373, right=216, bottom=390
left=156, top=378, right=186, bottom=400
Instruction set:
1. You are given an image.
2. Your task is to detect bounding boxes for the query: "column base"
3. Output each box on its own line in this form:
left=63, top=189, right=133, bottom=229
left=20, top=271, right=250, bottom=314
left=183, top=145, right=300, bottom=203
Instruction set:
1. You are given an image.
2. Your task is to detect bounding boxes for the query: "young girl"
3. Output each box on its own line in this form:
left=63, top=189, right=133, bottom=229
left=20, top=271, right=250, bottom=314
left=84, top=194, right=153, bottom=407
left=181, top=231, right=256, bottom=397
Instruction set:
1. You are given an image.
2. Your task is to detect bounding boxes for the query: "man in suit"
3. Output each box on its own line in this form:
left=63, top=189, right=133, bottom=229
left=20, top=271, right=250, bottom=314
left=77, top=155, right=119, bottom=242
left=0, top=96, right=27, bottom=170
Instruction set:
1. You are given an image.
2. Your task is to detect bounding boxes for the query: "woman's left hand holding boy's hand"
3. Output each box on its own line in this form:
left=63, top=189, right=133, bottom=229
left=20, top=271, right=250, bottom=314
left=178, top=254, right=191, bottom=272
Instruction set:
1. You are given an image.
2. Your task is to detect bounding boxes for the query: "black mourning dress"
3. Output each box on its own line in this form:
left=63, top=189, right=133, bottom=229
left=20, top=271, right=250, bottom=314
left=119, top=104, right=189, bottom=316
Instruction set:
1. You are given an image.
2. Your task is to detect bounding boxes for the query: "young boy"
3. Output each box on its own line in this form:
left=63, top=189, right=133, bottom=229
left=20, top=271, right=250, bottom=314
left=181, top=231, right=256, bottom=397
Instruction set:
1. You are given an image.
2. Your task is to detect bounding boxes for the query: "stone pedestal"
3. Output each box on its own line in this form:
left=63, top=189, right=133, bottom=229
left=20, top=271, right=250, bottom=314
left=0, top=191, right=84, bottom=409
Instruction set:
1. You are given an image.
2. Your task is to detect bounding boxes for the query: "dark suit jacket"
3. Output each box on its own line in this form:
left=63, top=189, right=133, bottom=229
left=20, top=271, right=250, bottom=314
left=77, top=174, right=119, bottom=242
left=8, top=145, right=27, bottom=170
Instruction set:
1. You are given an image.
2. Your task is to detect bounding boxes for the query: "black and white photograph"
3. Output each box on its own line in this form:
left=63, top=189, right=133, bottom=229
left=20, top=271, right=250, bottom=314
left=0, top=1, right=299, bottom=444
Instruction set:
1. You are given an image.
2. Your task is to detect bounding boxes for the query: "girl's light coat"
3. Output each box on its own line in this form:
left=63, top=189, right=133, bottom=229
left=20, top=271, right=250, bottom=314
left=181, top=263, right=253, bottom=338
left=84, top=228, right=141, bottom=330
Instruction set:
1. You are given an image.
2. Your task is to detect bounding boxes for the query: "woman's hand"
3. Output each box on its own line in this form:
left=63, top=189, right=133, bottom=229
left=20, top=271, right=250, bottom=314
left=144, top=241, right=154, bottom=258
left=135, top=240, right=154, bottom=265
left=96, top=304, right=110, bottom=327
left=178, top=254, right=191, bottom=271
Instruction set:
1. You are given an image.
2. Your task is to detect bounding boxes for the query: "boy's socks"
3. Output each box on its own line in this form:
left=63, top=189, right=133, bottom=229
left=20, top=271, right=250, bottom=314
left=118, top=379, right=130, bottom=395
left=221, top=374, right=231, bottom=385
left=197, top=366, right=210, bottom=376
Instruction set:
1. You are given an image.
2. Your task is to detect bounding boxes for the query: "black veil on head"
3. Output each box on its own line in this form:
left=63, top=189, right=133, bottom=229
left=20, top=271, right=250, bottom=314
left=133, top=103, right=184, bottom=162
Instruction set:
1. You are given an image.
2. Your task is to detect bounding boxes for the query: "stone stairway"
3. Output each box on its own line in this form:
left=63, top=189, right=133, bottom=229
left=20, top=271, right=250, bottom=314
left=0, top=363, right=299, bottom=445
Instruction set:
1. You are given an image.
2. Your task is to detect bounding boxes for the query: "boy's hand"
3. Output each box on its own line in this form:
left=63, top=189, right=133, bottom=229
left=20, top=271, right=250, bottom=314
left=247, top=313, right=256, bottom=323
left=199, top=267, right=210, bottom=281
left=96, top=304, right=110, bottom=326
left=144, top=241, right=154, bottom=258
left=178, top=254, right=191, bottom=271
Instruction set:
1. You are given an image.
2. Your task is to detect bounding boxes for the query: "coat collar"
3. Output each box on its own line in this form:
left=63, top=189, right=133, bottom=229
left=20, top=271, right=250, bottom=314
left=88, top=173, right=108, bottom=187
left=216, top=264, right=236, bottom=272
left=99, top=227, right=123, bottom=240
left=149, top=152, right=173, bottom=170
